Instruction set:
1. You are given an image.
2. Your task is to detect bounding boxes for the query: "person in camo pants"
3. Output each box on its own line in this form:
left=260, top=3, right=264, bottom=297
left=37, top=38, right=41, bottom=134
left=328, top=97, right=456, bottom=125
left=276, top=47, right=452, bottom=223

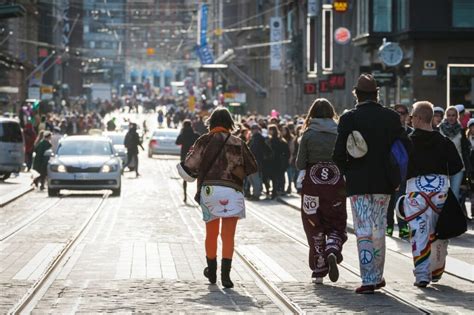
left=333, top=74, right=409, bottom=294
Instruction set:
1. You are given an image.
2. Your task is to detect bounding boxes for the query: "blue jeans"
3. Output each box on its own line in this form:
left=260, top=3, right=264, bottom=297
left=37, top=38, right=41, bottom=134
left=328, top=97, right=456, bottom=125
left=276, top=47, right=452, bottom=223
left=247, top=172, right=263, bottom=198
left=286, top=165, right=297, bottom=191
left=450, top=171, right=464, bottom=201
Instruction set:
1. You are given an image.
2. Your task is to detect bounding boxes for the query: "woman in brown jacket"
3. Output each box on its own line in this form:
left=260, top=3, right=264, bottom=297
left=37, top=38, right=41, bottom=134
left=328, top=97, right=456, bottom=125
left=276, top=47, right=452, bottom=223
left=178, top=107, right=258, bottom=288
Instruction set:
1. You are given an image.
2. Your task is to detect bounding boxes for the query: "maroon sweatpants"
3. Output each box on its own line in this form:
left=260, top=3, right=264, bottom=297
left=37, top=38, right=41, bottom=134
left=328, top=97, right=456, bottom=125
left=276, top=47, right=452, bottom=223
left=301, top=162, right=347, bottom=277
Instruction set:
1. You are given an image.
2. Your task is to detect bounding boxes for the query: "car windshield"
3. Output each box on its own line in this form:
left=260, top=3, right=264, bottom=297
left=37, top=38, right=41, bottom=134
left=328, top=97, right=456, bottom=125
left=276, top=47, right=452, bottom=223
left=0, top=122, right=23, bottom=143
left=107, top=134, right=125, bottom=145
left=153, top=130, right=179, bottom=138
left=57, top=140, right=113, bottom=156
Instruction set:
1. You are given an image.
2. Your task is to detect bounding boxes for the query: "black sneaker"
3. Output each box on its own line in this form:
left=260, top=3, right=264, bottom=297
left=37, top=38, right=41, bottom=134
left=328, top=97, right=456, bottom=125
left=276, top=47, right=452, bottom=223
left=327, top=253, right=339, bottom=282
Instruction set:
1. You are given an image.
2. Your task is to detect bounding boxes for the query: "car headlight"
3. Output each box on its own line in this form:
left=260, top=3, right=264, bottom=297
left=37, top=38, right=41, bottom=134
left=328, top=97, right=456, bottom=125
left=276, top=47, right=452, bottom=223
left=50, top=164, right=67, bottom=172
left=101, top=164, right=118, bottom=173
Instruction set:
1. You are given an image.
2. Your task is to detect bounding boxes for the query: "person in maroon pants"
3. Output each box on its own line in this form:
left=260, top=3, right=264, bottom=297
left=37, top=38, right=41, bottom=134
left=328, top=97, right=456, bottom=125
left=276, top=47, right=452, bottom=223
left=296, top=98, right=347, bottom=284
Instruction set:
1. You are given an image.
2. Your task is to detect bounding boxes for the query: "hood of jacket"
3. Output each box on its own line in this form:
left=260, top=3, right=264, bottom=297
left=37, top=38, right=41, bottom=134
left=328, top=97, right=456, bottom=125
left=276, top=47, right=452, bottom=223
left=308, top=118, right=338, bottom=135
left=410, top=129, right=444, bottom=147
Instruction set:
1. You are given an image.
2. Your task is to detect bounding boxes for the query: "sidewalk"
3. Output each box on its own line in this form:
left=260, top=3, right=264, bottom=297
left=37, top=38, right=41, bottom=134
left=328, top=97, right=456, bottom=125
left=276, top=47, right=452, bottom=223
left=0, top=172, right=33, bottom=207
left=278, top=193, right=474, bottom=282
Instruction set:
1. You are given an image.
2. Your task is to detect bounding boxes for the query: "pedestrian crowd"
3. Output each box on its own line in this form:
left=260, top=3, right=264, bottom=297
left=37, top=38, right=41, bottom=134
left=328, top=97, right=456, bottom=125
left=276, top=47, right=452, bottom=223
left=178, top=73, right=469, bottom=294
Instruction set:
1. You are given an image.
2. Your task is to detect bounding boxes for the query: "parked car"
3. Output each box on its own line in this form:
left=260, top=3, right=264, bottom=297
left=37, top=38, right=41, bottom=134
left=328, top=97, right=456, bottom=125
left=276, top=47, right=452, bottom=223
left=103, top=131, right=128, bottom=165
left=148, top=129, right=180, bottom=157
left=47, top=136, right=121, bottom=197
left=0, top=118, right=24, bottom=180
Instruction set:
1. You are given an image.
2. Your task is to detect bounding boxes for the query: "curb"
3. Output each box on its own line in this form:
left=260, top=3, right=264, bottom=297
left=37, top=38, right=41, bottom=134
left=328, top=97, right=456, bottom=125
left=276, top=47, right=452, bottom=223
left=0, top=186, right=34, bottom=207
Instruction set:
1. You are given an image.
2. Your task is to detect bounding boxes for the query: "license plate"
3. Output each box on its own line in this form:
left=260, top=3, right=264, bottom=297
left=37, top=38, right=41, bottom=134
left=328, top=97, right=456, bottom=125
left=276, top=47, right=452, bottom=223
left=9, top=151, right=21, bottom=158
left=75, top=174, right=89, bottom=180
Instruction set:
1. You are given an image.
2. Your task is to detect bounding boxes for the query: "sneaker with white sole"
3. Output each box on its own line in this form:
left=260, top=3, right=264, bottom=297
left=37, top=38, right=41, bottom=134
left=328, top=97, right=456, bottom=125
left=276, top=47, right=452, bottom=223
left=312, top=277, right=323, bottom=284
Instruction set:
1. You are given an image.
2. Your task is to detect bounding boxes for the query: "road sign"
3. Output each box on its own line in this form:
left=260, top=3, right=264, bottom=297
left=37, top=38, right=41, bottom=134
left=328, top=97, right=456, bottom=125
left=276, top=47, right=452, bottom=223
left=304, top=83, right=317, bottom=94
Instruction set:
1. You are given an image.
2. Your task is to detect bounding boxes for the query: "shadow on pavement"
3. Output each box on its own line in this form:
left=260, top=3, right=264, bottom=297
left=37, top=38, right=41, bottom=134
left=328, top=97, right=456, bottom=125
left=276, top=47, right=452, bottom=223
left=184, top=284, right=265, bottom=312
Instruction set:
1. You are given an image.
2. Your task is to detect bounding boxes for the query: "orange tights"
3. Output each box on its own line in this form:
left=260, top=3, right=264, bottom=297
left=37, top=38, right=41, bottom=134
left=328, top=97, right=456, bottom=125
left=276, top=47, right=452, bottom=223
left=205, top=217, right=238, bottom=259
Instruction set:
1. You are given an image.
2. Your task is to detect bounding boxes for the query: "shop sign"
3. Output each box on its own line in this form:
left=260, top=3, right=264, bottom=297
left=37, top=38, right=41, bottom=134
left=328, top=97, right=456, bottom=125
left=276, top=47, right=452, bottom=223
left=28, top=87, right=40, bottom=100
left=328, top=74, right=346, bottom=89
left=424, top=60, right=436, bottom=70
left=319, top=80, right=330, bottom=93
left=224, top=93, right=246, bottom=103
left=334, top=27, right=351, bottom=45
left=308, top=0, right=319, bottom=17
left=41, top=86, right=53, bottom=94
left=304, top=83, right=317, bottom=94
left=270, top=17, right=283, bottom=70
left=333, top=1, right=348, bottom=12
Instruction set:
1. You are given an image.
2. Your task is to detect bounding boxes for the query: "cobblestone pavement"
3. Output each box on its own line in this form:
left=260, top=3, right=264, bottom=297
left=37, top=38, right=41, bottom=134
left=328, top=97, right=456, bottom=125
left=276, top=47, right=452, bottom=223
left=1, top=154, right=473, bottom=314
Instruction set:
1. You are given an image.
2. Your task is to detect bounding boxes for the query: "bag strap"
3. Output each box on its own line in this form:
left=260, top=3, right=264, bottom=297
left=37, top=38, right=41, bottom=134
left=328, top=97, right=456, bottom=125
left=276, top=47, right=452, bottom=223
left=197, top=133, right=231, bottom=185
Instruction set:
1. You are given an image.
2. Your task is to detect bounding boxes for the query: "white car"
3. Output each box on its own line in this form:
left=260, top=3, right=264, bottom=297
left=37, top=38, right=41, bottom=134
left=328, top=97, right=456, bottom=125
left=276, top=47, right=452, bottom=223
left=47, top=136, right=122, bottom=197
left=148, top=129, right=181, bottom=157
left=103, top=131, right=128, bottom=165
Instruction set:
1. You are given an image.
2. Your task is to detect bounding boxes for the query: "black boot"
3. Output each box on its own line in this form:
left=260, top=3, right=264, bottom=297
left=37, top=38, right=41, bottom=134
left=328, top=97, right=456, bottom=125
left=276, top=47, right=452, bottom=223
left=221, top=258, right=234, bottom=288
left=203, top=257, right=217, bottom=284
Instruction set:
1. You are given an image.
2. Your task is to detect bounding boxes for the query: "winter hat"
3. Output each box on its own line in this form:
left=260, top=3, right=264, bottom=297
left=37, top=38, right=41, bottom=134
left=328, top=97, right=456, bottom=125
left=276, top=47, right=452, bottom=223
left=468, top=118, right=474, bottom=128
left=455, top=104, right=465, bottom=113
left=433, top=107, right=444, bottom=114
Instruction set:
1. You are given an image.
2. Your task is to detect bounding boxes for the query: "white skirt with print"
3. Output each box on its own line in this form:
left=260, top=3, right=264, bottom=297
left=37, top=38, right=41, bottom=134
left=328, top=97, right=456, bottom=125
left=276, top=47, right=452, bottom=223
left=200, top=185, right=245, bottom=222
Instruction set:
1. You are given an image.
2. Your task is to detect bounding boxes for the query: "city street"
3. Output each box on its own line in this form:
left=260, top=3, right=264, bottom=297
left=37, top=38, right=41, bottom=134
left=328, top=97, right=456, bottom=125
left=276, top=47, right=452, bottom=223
left=1, top=152, right=473, bottom=314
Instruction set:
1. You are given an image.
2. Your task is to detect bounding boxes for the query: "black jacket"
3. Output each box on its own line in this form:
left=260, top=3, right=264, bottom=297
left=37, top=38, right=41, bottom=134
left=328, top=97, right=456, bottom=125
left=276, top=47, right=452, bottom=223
left=176, top=129, right=200, bottom=162
left=407, top=129, right=463, bottom=179
left=268, top=137, right=290, bottom=172
left=124, top=129, right=142, bottom=154
left=249, top=132, right=271, bottom=168
left=332, top=101, right=409, bottom=196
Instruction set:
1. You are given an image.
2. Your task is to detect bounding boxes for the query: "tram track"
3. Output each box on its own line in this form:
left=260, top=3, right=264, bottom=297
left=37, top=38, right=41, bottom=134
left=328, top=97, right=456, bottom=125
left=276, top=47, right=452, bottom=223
left=8, top=193, right=110, bottom=315
left=245, top=204, right=432, bottom=315
left=278, top=196, right=472, bottom=282
left=162, top=159, right=433, bottom=314
left=0, top=198, right=62, bottom=243
left=159, top=161, right=304, bottom=314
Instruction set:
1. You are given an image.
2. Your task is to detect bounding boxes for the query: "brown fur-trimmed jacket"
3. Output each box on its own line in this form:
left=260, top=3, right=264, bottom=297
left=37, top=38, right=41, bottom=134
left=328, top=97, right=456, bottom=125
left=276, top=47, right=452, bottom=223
left=184, top=131, right=258, bottom=192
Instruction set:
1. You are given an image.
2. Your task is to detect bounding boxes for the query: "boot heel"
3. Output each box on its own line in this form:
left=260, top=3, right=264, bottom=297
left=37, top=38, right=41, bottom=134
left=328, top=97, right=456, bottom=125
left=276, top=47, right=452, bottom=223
left=204, top=257, right=217, bottom=284
left=221, top=258, right=234, bottom=288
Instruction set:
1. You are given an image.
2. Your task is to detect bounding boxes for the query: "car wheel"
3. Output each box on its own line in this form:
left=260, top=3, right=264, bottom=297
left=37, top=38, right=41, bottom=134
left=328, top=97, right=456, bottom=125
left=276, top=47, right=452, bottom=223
left=112, top=186, right=121, bottom=197
left=48, top=188, right=60, bottom=197
left=0, top=172, right=11, bottom=181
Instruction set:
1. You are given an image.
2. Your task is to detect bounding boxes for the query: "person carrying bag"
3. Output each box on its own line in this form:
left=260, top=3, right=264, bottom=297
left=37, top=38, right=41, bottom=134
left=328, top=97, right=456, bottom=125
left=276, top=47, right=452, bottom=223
left=177, top=107, right=257, bottom=289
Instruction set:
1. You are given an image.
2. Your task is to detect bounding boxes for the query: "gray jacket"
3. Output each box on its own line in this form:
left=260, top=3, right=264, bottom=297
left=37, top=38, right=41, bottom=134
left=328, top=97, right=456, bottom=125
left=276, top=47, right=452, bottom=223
left=296, top=118, right=338, bottom=170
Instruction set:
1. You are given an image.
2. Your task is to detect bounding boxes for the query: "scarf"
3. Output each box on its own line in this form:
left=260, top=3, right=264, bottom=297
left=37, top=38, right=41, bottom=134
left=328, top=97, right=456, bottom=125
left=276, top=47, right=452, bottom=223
left=439, top=120, right=462, bottom=138
left=210, top=126, right=230, bottom=134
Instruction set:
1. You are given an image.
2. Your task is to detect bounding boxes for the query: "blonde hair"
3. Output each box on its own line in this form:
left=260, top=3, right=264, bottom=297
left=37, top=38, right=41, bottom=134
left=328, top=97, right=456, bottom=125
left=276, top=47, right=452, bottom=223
left=412, top=101, right=434, bottom=124
left=445, top=106, right=459, bottom=120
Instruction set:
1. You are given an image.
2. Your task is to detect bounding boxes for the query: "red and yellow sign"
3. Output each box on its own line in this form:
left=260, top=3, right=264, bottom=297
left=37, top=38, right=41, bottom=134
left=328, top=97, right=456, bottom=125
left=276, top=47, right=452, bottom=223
left=333, top=0, right=348, bottom=12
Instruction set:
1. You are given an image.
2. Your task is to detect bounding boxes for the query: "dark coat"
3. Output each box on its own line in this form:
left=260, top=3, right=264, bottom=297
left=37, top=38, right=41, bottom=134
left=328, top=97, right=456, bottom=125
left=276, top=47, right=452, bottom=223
left=176, top=129, right=200, bottom=161
left=332, top=101, right=409, bottom=196
left=268, top=137, right=290, bottom=172
left=249, top=132, right=271, bottom=169
left=33, top=139, right=52, bottom=175
left=124, top=129, right=142, bottom=154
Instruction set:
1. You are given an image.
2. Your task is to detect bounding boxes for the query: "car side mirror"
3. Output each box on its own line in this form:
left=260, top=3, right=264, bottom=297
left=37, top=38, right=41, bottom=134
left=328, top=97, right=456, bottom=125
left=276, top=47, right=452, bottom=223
left=44, top=149, right=54, bottom=157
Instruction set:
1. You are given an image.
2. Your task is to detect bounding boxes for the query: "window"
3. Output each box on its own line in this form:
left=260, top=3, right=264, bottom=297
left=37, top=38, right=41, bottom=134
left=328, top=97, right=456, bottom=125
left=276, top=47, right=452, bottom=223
left=397, top=0, right=409, bottom=31
left=373, top=0, right=392, bottom=32
left=453, top=0, right=474, bottom=28
left=357, top=0, right=369, bottom=35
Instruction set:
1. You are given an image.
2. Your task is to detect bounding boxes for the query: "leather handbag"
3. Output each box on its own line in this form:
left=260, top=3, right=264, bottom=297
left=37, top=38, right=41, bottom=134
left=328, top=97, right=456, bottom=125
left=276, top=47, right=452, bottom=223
left=436, top=188, right=467, bottom=239
left=194, top=133, right=231, bottom=204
